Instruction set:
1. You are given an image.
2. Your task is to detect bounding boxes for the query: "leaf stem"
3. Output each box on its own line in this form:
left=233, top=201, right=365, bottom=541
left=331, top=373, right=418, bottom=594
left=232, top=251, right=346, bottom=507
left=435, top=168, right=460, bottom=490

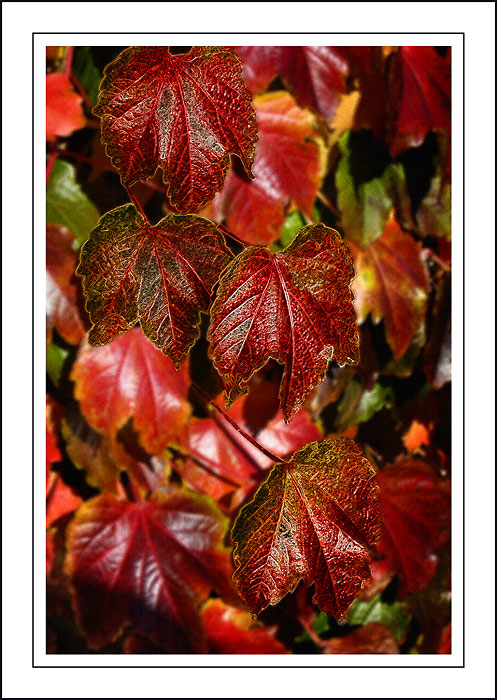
left=316, top=190, right=342, bottom=220
left=298, top=615, right=328, bottom=650
left=190, top=382, right=282, bottom=466
left=217, top=223, right=249, bottom=248
left=127, top=188, right=151, bottom=224
left=46, top=146, right=58, bottom=182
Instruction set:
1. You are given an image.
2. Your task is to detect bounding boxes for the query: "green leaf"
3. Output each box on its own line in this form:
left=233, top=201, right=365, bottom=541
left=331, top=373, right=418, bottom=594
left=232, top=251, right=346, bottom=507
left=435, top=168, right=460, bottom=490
left=46, top=160, right=100, bottom=246
left=72, top=47, right=101, bottom=107
left=336, top=379, right=394, bottom=430
left=336, top=132, right=408, bottom=247
left=280, top=210, right=305, bottom=248
left=46, top=343, right=69, bottom=386
left=346, top=594, right=411, bottom=642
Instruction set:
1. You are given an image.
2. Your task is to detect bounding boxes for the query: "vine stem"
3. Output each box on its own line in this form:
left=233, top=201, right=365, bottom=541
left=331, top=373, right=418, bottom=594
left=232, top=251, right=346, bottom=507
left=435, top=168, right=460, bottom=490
left=190, top=382, right=282, bottom=466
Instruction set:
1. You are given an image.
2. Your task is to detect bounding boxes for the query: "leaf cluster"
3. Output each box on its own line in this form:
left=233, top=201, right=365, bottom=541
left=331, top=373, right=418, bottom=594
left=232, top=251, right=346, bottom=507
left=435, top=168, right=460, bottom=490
left=46, top=45, right=451, bottom=655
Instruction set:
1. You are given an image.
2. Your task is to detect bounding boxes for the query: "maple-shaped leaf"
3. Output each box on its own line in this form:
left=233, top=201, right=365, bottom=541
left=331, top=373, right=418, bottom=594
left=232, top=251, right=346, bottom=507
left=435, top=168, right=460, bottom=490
left=77, top=204, right=232, bottom=366
left=210, top=91, right=326, bottom=245
left=208, top=223, right=359, bottom=422
left=46, top=72, right=86, bottom=142
left=176, top=394, right=321, bottom=510
left=201, top=598, right=288, bottom=654
left=235, top=46, right=348, bottom=121
left=71, top=328, right=191, bottom=454
left=325, top=622, right=399, bottom=654
left=389, top=46, right=451, bottom=156
left=374, top=459, right=451, bottom=596
left=349, top=217, right=429, bottom=361
left=93, top=46, right=257, bottom=211
left=65, top=487, right=233, bottom=651
left=231, top=438, right=381, bottom=619
left=46, top=224, right=85, bottom=345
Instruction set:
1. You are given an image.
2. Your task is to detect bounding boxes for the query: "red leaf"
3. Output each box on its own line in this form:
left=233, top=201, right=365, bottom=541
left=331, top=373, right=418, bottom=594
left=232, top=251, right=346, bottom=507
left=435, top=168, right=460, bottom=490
left=374, top=459, right=451, bottom=596
left=77, top=205, right=232, bottom=367
left=231, top=438, right=381, bottom=619
left=438, top=623, right=451, bottom=654
left=201, top=598, right=288, bottom=654
left=235, top=46, right=348, bottom=121
left=46, top=72, right=86, bottom=142
left=325, top=622, right=399, bottom=654
left=390, top=47, right=451, bottom=156
left=71, top=328, right=191, bottom=454
left=349, top=217, right=429, bottom=361
left=46, top=473, right=82, bottom=529
left=65, top=488, right=233, bottom=651
left=46, top=424, right=62, bottom=481
left=176, top=393, right=321, bottom=510
left=46, top=224, right=85, bottom=345
left=211, top=92, right=326, bottom=245
left=93, top=46, right=257, bottom=211
left=208, top=223, right=359, bottom=421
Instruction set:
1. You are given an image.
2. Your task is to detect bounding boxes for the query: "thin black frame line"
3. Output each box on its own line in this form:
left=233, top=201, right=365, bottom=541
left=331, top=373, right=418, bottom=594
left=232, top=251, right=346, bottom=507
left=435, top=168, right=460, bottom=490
left=32, top=29, right=36, bottom=671
left=36, top=31, right=463, bottom=35
left=36, top=36, right=462, bottom=670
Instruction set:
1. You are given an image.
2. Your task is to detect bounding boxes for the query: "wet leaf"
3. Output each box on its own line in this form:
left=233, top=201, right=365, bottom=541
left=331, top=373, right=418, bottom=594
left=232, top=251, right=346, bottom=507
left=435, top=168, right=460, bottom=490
left=71, top=328, right=191, bottom=454
left=374, top=458, right=451, bottom=596
left=46, top=159, right=100, bottom=247
left=65, top=487, right=233, bottom=651
left=46, top=72, right=86, bottom=141
left=93, top=46, right=257, bottom=211
left=46, top=224, right=85, bottom=345
left=231, top=438, right=381, bottom=619
left=208, top=223, right=359, bottom=421
left=201, top=598, right=288, bottom=653
left=349, top=217, right=429, bottom=361
left=211, top=92, right=326, bottom=245
left=77, top=204, right=232, bottom=366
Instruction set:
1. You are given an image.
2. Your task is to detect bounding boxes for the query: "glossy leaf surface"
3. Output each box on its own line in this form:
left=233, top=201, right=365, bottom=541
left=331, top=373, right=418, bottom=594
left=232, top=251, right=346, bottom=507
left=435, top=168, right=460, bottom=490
left=93, top=46, right=257, bottom=211
left=201, top=598, right=288, bottom=654
left=71, top=328, right=191, bottom=454
left=78, top=204, right=232, bottom=366
left=65, top=487, right=233, bottom=651
left=46, top=72, right=86, bottom=142
left=349, top=218, right=429, bottom=360
left=390, top=46, right=451, bottom=156
left=232, top=438, right=381, bottom=619
left=235, top=46, right=348, bottom=121
left=211, top=92, right=325, bottom=245
left=208, top=224, right=359, bottom=421
left=375, top=459, right=451, bottom=596
left=46, top=224, right=85, bottom=345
